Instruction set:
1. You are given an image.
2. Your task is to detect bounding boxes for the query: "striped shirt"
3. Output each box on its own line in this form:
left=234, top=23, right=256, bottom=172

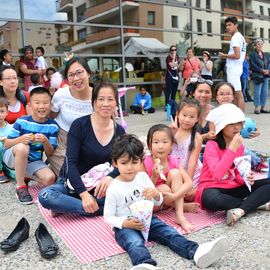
left=7, top=115, right=59, bottom=162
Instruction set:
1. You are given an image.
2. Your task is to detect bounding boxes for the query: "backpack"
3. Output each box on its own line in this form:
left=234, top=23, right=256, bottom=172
left=167, top=100, right=178, bottom=120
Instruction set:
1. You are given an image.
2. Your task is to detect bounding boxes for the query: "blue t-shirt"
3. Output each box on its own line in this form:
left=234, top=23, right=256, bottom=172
left=0, top=122, right=12, bottom=138
left=7, top=115, right=59, bottom=162
left=132, top=92, right=152, bottom=110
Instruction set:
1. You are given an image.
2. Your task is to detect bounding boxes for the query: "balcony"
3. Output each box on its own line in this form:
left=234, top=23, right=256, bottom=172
left=222, top=8, right=243, bottom=19
left=57, top=0, right=73, bottom=12
left=86, top=27, right=140, bottom=44
left=83, top=0, right=139, bottom=23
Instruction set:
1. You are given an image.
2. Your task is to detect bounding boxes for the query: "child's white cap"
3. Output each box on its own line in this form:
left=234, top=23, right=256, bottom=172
left=212, top=104, right=245, bottom=135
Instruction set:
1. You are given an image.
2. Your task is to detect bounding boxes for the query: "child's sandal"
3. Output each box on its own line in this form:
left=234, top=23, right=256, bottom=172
left=257, top=201, right=270, bottom=211
left=226, top=208, right=244, bottom=226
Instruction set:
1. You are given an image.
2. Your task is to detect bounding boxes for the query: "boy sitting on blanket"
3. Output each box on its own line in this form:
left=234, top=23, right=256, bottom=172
left=104, top=134, right=228, bottom=270
left=3, top=87, right=59, bottom=205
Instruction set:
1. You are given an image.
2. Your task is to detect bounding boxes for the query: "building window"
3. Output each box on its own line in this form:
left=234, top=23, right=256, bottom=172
left=260, top=6, right=264, bottom=15
left=268, top=8, right=270, bottom=17
left=78, top=28, right=87, bottom=41
left=197, top=19, right=202, bottom=35
left=268, top=29, right=270, bottom=42
left=207, top=21, right=212, bottom=36
left=76, top=4, right=86, bottom=22
left=171, top=16, right=178, bottom=28
left=260, top=28, right=264, bottom=38
left=147, top=11, right=155, bottom=25
left=206, top=0, right=211, bottom=9
left=196, top=0, right=200, bottom=8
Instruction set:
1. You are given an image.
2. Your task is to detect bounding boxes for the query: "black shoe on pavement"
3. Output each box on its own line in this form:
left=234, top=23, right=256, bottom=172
left=35, top=223, right=59, bottom=259
left=0, top=217, right=30, bottom=252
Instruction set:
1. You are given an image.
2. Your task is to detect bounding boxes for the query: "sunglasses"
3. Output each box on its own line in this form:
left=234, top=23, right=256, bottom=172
left=170, top=49, right=177, bottom=52
left=197, top=78, right=213, bottom=86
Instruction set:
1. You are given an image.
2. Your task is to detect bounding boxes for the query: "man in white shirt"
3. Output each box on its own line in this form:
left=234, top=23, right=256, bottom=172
left=219, top=16, right=246, bottom=112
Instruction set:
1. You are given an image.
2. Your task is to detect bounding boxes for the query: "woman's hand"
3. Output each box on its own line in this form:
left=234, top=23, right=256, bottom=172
left=80, top=191, right=99, bottom=214
left=122, top=218, right=144, bottom=231
left=228, top=133, right=243, bottom=152
left=202, top=130, right=216, bottom=140
left=94, top=176, right=113, bottom=199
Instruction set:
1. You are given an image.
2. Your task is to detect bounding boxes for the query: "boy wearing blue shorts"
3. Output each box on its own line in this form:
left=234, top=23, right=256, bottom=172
left=3, top=87, right=59, bottom=204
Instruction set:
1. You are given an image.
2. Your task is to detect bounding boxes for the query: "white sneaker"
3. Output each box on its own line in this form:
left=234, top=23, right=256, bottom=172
left=130, top=263, right=159, bottom=270
left=193, top=236, right=228, bottom=268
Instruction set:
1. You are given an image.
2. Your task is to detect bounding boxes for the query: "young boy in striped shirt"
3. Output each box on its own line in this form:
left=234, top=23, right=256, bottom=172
left=3, top=87, right=59, bottom=204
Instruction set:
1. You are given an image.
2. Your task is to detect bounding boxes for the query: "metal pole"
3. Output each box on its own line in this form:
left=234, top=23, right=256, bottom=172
left=19, top=0, right=25, bottom=47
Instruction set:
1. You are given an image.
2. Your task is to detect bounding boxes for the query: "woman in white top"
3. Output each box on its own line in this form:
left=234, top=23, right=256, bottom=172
left=200, top=51, right=213, bottom=80
left=47, top=57, right=93, bottom=176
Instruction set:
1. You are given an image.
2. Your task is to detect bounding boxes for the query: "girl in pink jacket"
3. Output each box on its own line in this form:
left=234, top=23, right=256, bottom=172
left=195, top=103, right=270, bottom=226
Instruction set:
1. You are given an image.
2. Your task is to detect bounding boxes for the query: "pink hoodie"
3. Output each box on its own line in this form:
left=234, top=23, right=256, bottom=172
left=195, top=140, right=245, bottom=207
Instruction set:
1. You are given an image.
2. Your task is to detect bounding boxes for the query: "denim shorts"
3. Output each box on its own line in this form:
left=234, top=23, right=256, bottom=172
left=3, top=147, right=48, bottom=176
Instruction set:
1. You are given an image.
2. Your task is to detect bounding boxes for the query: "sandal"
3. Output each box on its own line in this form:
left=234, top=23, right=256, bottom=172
left=226, top=208, right=244, bottom=226
left=257, top=201, right=270, bottom=211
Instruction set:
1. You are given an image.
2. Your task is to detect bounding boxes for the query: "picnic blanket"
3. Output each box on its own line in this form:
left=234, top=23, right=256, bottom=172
left=29, top=186, right=226, bottom=264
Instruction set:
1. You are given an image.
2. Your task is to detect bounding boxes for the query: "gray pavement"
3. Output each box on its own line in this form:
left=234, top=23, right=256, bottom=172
left=1, top=101, right=270, bottom=270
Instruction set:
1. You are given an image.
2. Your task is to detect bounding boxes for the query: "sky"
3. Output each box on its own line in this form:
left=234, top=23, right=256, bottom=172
left=0, top=0, right=67, bottom=21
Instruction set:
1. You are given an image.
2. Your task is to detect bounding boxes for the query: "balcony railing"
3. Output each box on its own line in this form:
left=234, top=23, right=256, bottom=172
left=59, top=0, right=72, bottom=8
left=86, top=27, right=139, bottom=44
left=84, top=0, right=119, bottom=18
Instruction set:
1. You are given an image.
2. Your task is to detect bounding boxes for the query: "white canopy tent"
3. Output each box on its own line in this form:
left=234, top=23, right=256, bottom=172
left=124, top=37, right=169, bottom=69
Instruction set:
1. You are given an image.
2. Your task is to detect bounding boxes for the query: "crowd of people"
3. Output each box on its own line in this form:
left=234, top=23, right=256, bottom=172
left=1, top=15, right=270, bottom=270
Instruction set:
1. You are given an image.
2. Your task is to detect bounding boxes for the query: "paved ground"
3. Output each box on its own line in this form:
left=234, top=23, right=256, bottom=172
left=1, top=101, right=270, bottom=270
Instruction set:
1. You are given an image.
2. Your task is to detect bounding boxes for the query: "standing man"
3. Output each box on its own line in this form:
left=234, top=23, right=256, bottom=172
left=219, top=16, right=246, bottom=111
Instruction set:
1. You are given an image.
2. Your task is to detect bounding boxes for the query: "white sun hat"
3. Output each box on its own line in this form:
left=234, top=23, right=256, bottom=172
left=211, top=103, right=246, bottom=135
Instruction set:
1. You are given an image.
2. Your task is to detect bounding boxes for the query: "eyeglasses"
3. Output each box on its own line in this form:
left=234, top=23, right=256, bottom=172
left=197, top=78, right=213, bottom=86
left=170, top=49, right=177, bottom=52
left=1, top=77, right=18, bottom=82
left=217, top=93, right=233, bottom=96
left=67, top=69, right=85, bottom=80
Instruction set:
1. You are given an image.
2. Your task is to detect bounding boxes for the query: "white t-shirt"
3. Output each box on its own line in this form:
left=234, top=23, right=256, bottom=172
left=104, top=172, right=162, bottom=229
left=226, top=31, right=246, bottom=69
left=51, top=87, right=93, bottom=132
left=35, top=56, right=48, bottom=70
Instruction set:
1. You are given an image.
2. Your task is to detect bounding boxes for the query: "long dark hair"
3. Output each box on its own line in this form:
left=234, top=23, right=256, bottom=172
left=214, top=132, right=226, bottom=150
left=0, top=66, right=25, bottom=103
left=176, top=98, right=202, bottom=151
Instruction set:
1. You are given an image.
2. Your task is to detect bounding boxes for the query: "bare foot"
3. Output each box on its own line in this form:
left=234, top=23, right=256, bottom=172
left=184, top=202, right=200, bottom=213
left=163, top=192, right=177, bottom=206
left=174, top=215, right=195, bottom=233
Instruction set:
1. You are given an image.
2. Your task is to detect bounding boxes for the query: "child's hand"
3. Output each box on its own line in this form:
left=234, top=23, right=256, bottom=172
left=228, top=133, right=243, bottom=152
left=248, top=129, right=260, bottom=139
left=34, top=133, right=48, bottom=143
left=205, top=131, right=216, bottom=140
left=20, top=133, right=34, bottom=144
left=142, top=187, right=160, bottom=201
left=170, top=116, right=178, bottom=132
left=122, top=218, right=144, bottom=231
left=247, top=172, right=255, bottom=186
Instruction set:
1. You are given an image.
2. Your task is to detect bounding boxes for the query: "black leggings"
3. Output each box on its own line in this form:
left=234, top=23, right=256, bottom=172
left=202, top=178, right=270, bottom=214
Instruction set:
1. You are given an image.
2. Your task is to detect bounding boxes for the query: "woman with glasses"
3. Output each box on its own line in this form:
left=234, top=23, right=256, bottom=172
left=39, top=83, right=125, bottom=217
left=0, top=66, right=29, bottom=124
left=249, top=39, right=270, bottom=114
left=165, top=45, right=180, bottom=106
left=47, top=57, right=93, bottom=176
